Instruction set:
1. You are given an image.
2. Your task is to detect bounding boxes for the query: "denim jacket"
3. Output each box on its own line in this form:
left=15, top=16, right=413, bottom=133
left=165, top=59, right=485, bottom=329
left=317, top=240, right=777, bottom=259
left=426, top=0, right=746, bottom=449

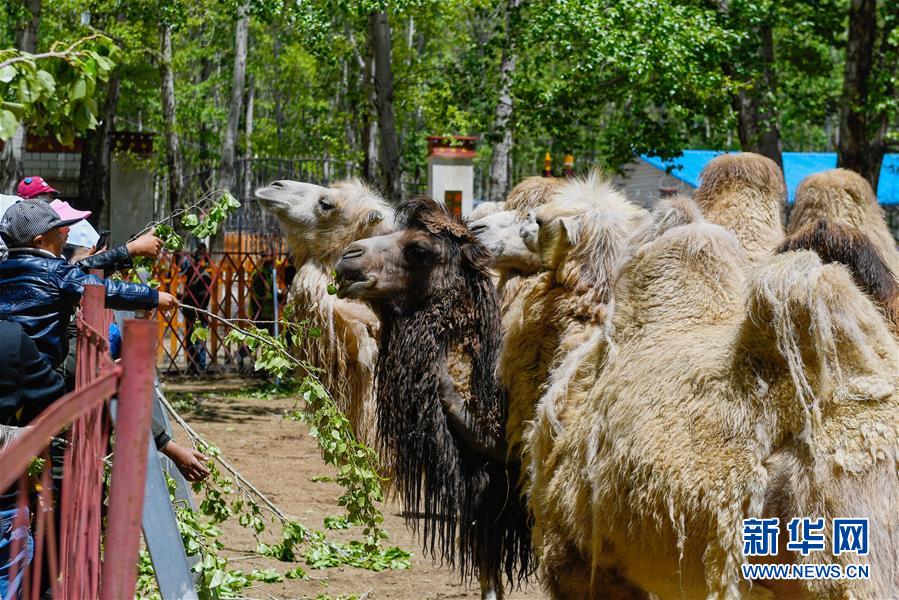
left=0, top=248, right=158, bottom=366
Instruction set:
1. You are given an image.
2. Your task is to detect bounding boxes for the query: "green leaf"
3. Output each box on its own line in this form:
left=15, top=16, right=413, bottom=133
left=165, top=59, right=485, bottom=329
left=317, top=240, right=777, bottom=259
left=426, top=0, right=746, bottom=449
left=69, top=78, right=87, bottom=101
left=35, top=70, right=55, bottom=94
left=0, top=110, right=18, bottom=141
left=181, top=214, right=199, bottom=227
left=0, top=66, right=15, bottom=83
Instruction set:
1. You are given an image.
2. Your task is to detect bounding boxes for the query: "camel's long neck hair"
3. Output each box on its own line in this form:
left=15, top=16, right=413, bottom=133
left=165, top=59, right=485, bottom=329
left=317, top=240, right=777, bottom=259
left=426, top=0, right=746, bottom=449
left=374, top=200, right=532, bottom=585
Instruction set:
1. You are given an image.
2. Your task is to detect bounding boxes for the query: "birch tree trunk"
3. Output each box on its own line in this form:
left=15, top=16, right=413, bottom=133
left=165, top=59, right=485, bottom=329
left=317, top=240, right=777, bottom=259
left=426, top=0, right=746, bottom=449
left=488, top=0, right=519, bottom=203
left=76, top=72, right=119, bottom=225
left=837, top=0, right=893, bottom=191
left=160, top=25, right=184, bottom=214
left=1, top=0, right=41, bottom=193
left=243, top=76, right=255, bottom=200
left=731, top=24, right=783, bottom=170
left=218, top=2, right=249, bottom=194
left=368, top=10, right=401, bottom=203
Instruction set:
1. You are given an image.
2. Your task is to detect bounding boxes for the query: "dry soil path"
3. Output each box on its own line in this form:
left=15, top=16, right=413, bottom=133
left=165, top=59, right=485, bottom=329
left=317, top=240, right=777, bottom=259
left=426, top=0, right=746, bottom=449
left=164, top=378, right=547, bottom=600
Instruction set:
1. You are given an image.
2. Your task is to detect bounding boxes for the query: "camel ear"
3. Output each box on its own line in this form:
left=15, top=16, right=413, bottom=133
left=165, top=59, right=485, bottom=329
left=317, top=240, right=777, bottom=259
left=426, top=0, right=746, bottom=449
left=559, top=217, right=580, bottom=247
left=462, top=241, right=491, bottom=269
left=366, top=210, right=384, bottom=226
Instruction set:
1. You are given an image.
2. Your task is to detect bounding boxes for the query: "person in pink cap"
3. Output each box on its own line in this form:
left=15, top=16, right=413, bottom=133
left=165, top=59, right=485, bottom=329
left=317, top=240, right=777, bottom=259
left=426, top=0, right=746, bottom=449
left=48, top=199, right=164, bottom=276
left=16, top=176, right=60, bottom=201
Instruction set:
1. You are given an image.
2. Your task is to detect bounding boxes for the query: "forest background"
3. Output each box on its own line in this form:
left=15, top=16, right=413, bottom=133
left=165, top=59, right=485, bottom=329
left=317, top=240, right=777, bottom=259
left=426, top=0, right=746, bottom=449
left=1, top=0, right=897, bottom=220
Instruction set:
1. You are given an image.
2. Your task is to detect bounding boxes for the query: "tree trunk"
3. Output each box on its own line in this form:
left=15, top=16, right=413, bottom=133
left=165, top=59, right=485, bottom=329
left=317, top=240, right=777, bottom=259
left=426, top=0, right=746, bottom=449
left=361, top=49, right=378, bottom=183
left=837, top=0, right=885, bottom=191
left=368, top=11, right=401, bottom=203
left=218, top=2, right=249, bottom=194
left=243, top=75, right=255, bottom=200
left=273, top=34, right=284, bottom=153
left=488, top=0, right=520, bottom=203
left=732, top=24, right=783, bottom=170
left=160, top=25, right=184, bottom=214
left=1, top=0, right=41, bottom=194
left=76, top=72, right=119, bottom=226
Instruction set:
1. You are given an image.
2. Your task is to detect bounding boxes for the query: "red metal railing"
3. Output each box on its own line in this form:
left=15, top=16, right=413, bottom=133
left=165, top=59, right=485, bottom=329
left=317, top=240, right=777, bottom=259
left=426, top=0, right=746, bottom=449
left=0, top=284, right=157, bottom=599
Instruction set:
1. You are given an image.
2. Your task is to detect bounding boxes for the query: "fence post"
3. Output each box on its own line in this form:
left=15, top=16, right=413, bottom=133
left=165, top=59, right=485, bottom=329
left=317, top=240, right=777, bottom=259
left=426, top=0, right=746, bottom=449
left=100, top=319, right=158, bottom=600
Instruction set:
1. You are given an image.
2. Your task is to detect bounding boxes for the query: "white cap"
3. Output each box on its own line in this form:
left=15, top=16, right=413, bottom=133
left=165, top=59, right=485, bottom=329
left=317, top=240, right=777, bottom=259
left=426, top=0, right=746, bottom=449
left=67, top=219, right=101, bottom=249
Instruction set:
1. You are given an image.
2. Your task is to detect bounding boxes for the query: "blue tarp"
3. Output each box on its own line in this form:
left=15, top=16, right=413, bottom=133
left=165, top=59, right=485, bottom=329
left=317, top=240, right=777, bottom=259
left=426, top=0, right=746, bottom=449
left=640, top=150, right=899, bottom=205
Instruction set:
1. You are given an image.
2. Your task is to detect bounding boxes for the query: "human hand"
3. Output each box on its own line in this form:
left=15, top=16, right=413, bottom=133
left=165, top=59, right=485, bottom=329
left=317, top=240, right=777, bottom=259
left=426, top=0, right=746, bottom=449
left=157, top=291, right=177, bottom=312
left=161, top=441, right=210, bottom=482
left=127, top=229, right=164, bottom=258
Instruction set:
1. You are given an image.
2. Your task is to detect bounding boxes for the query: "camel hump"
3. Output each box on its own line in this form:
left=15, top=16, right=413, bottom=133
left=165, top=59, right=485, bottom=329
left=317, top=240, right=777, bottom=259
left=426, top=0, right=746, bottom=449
left=695, top=152, right=786, bottom=205
left=795, top=168, right=878, bottom=210
left=743, top=250, right=897, bottom=421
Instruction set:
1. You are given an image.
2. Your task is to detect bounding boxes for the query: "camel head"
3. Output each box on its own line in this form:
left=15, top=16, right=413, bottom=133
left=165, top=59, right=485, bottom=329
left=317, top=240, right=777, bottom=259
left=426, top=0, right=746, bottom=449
left=520, top=174, right=646, bottom=296
left=335, top=196, right=491, bottom=307
left=254, top=178, right=394, bottom=265
left=469, top=209, right=541, bottom=274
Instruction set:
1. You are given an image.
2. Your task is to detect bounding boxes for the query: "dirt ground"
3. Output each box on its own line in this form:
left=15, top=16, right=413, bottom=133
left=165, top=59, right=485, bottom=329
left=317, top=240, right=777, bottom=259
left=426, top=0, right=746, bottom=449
left=163, top=378, right=547, bottom=600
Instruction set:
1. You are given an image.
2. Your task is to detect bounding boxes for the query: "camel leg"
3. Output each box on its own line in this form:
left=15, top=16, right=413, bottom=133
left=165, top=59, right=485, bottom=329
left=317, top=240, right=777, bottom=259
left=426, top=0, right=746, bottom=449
left=479, top=572, right=503, bottom=600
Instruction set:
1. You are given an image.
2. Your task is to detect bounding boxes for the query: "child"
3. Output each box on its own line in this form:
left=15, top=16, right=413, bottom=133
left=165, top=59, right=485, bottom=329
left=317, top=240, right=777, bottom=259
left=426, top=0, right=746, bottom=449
left=0, top=199, right=175, bottom=367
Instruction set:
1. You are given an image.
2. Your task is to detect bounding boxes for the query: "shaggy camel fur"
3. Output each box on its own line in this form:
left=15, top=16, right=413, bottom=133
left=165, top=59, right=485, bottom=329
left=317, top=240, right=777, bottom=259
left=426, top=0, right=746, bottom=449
left=498, top=174, right=646, bottom=478
left=255, top=179, right=393, bottom=450
left=788, top=168, right=899, bottom=279
left=469, top=200, right=505, bottom=221
left=529, top=199, right=899, bottom=598
left=779, top=219, right=899, bottom=335
left=694, top=152, right=786, bottom=262
left=505, top=176, right=564, bottom=217
left=334, top=197, right=531, bottom=598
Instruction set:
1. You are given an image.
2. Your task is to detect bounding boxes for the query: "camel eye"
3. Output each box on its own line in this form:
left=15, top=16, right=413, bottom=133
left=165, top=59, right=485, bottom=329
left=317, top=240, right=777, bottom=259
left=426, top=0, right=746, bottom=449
left=318, top=197, right=335, bottom=211
left=535, top=217, right=544, bottom=227
left=405, top=242, right=434, bottom=263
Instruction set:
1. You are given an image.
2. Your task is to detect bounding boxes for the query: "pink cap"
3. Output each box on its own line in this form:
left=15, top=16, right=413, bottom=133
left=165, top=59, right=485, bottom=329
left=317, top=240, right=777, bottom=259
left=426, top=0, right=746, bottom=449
left=49, top=199, right=91, bottom=223
left=17, top=176, right=59, bottom=199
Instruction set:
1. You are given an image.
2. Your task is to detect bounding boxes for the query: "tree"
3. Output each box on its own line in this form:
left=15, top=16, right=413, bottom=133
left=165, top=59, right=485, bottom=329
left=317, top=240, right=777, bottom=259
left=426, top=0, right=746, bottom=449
left=488, top=0, right=519, bottom=203
left=218, top=1, right=249, bottom=194
left=838, top=0, right=898, bottom=191
left=160, top=23, right=184, bottom=212
left=1, top=0, right=40, bottom=193
left=368, top=9, right=400, bottom=202
left=75, top=71, right=118, bottom=223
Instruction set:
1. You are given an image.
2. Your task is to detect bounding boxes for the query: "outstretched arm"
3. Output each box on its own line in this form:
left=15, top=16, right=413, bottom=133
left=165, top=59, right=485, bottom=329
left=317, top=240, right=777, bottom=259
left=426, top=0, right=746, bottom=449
left=438, top=370, right=507, bottom=462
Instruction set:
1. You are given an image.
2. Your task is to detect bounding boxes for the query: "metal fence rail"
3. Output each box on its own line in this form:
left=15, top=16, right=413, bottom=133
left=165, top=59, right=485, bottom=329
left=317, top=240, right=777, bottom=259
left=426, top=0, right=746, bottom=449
left=0, top=285, right=157, bottom=600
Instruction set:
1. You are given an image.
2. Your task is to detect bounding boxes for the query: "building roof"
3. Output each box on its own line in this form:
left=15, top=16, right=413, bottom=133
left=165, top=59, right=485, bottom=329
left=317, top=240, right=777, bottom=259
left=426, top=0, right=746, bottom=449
left=640, top=150, right=899, bottom=205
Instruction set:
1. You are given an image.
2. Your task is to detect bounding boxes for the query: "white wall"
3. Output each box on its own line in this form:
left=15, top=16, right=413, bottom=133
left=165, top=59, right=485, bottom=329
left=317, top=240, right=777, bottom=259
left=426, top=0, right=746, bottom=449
left=110, top=154, right=155, bottom=245
left=427, top=156, right=474, bottom=217
left=613, top=159, right=694, bottom=209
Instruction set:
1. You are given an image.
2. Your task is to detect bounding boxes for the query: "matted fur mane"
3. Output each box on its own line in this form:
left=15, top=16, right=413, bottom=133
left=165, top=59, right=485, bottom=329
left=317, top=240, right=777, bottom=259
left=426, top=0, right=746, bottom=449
left=779, top=219, right=899, bottom=331
left=375, top=196, right=532, bottom=585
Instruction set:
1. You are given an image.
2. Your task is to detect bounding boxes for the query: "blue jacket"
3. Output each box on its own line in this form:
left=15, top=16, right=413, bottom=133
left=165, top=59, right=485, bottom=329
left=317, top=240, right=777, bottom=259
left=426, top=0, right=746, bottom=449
left=0, top=248, right=158, bottom=367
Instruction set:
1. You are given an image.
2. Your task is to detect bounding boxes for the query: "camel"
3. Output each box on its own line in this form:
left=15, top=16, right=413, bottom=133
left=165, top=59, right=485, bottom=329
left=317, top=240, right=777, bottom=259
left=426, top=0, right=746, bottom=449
left=779, top=219, right=899, bottom=335
left=254, top=178, right=394, bottom=452
left=528, top=197, right=899, bottom=598
left=497, top=174, right=646, bottom=480
left=469, top=200, right=505, bottom=221
left=469, top=177, right=564, bottom=314
left=788, top=168, right=899, bottom=279
left=334, top=196, right=531, bottom=599
left=694, top=152, right=786, bottom=262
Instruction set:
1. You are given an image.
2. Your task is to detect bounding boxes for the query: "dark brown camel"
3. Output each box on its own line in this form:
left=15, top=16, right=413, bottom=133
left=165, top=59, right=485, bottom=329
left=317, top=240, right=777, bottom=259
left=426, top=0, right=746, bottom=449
left=335, top=196, right=531, bottom=599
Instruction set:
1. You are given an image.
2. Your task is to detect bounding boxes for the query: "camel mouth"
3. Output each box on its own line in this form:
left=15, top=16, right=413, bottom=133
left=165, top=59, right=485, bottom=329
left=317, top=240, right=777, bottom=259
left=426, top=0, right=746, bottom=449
left=254, top=188, right=289, bottom=208
left=336, top=276, right=376, bottom=299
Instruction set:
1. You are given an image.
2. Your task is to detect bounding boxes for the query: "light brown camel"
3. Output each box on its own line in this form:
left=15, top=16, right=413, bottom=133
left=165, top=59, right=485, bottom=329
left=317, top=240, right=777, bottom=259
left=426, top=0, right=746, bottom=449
left=498, top=173, right=646, bottom=479
left=528, top=198, right=899, bottom=598
left=334, top=196, right=531, bottom=600
left=255, top=179, right=393, bottom=451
